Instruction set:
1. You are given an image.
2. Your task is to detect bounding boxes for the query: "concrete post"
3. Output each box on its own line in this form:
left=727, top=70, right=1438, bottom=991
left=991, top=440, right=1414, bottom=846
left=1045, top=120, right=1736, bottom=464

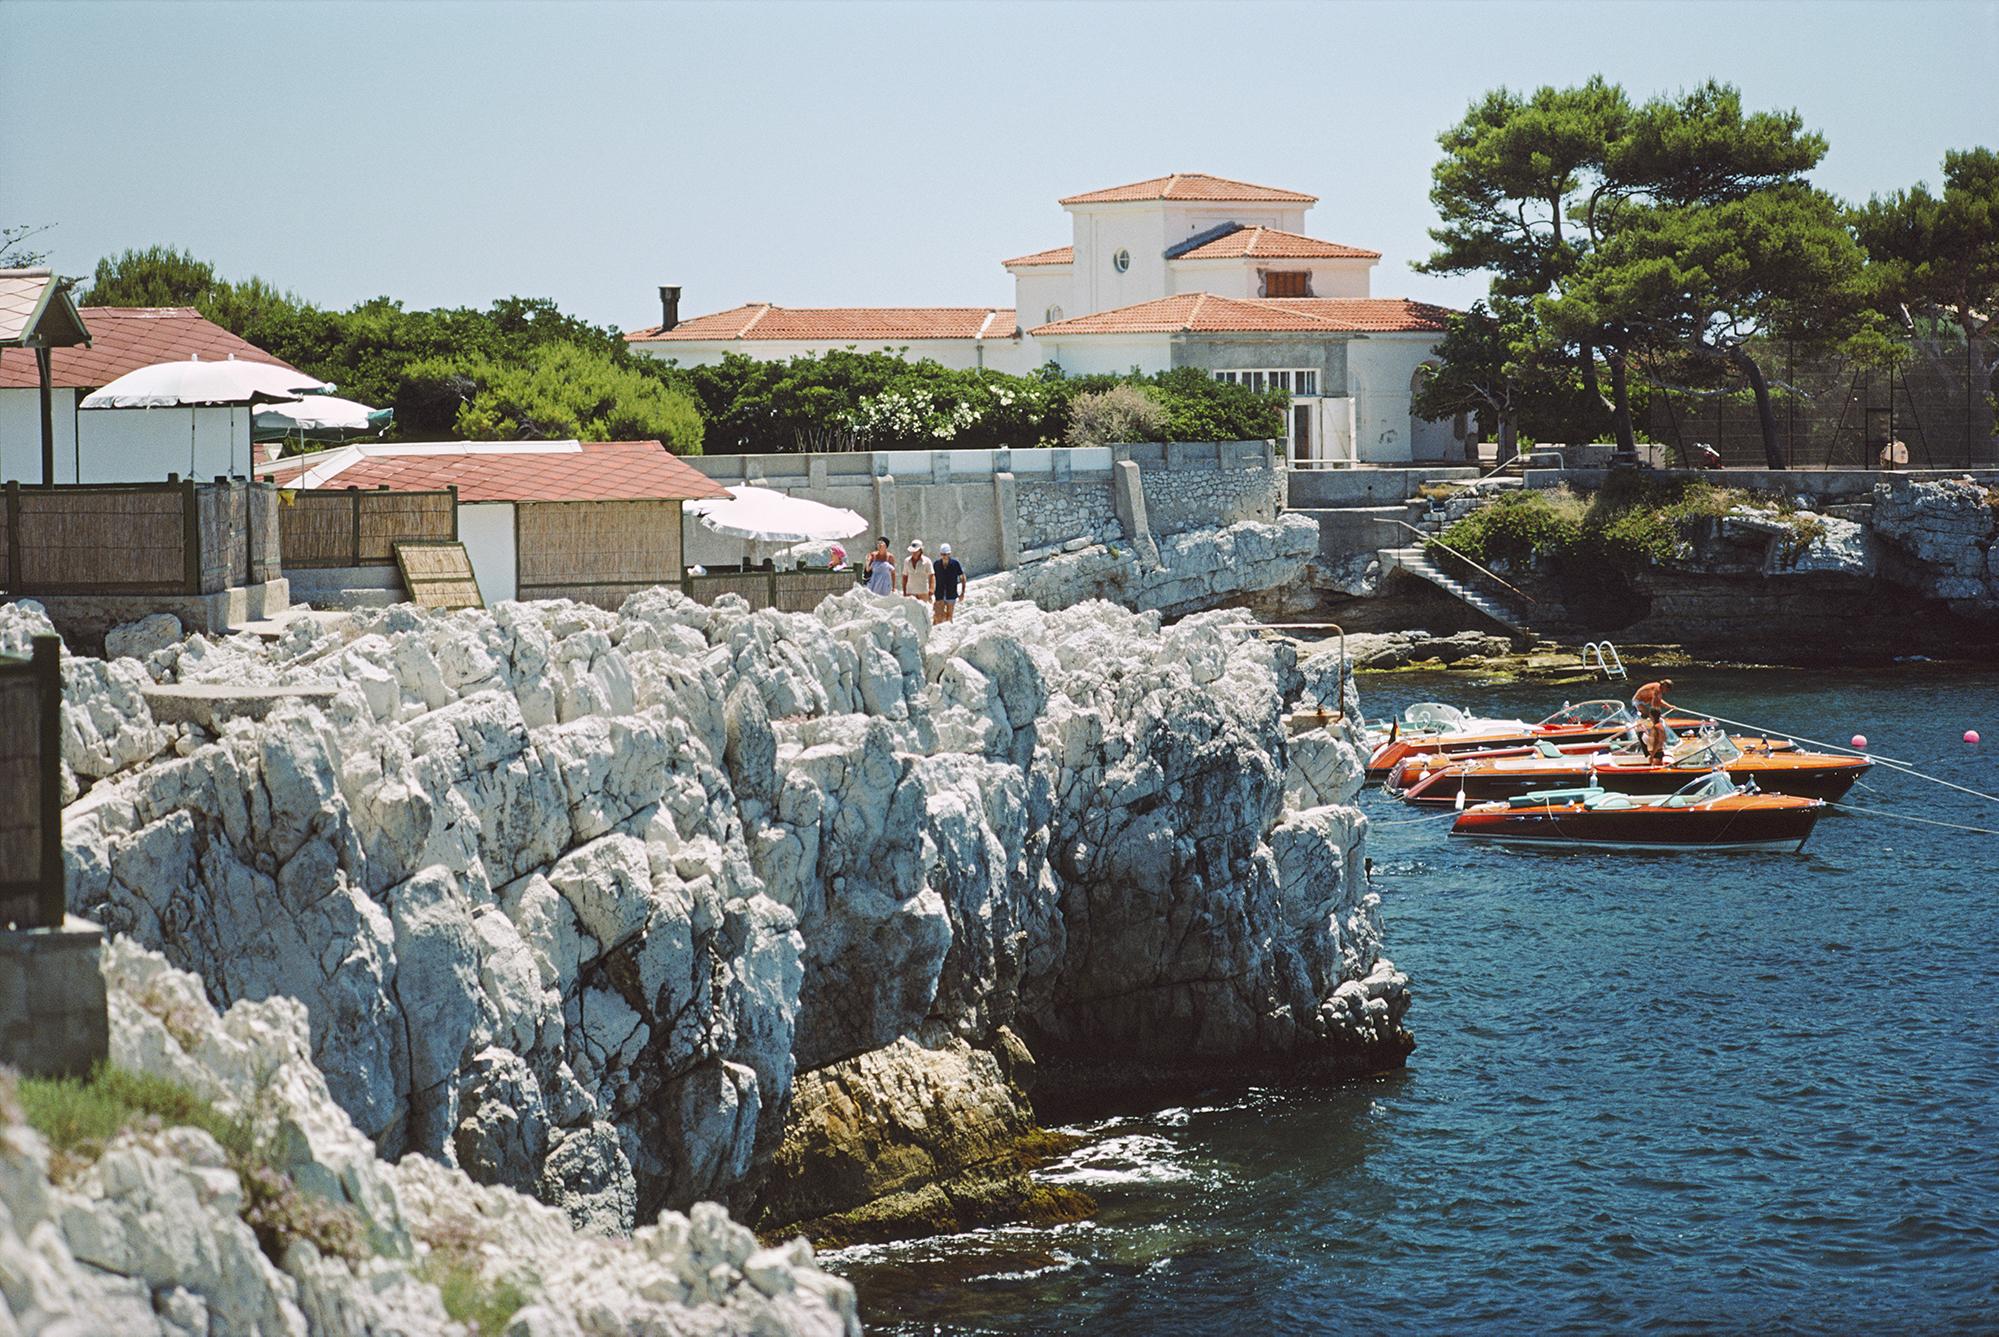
left=0, top=917, right=108, bottom=1079
left=808, top=457, right=828, bottom=491
left=871, top=475, right=896, bottom=551
left=1112, top=459, right=1161, bottom=568
left=993, top=471, right=1019, bottom=570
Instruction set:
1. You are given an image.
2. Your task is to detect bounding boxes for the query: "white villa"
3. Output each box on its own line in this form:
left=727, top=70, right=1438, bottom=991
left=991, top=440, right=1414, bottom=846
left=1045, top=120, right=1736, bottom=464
left=625, top=172, right=1467, bottom=465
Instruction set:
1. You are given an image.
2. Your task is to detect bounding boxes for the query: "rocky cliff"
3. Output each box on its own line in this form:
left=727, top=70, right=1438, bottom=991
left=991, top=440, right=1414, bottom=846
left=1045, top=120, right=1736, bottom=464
left=7, top=573, right=1404, bottom=1266
left=1, top=938, right=858, bottom=1336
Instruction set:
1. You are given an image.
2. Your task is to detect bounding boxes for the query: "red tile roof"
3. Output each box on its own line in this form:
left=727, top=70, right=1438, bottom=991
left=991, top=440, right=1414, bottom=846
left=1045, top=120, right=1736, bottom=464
left=258, top=440, right=729, bottom=503
left=0, top=306, right=302, bottom=390
left=1029, top=293, right=1454, bottom=336
left=1002, top=245, right=1075, bottom=268
left=627, top=304, right=1017, bottom=343
left=1169, top=226, right=1380, bottom=261
left=1059, top=173, right=1317, bottom=206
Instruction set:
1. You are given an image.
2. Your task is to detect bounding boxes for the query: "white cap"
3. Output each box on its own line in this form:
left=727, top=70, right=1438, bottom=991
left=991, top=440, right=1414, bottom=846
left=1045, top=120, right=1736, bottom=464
left=907, top=540, right=923, bottom=551
left=939, top=543, right=952, bottom=553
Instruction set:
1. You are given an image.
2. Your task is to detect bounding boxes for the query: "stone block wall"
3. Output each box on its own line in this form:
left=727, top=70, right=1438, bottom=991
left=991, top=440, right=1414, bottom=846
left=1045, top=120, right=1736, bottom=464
left=1140, top=456, right=1283, bottom=536
left=1016, top=480, right=1119, bottom=549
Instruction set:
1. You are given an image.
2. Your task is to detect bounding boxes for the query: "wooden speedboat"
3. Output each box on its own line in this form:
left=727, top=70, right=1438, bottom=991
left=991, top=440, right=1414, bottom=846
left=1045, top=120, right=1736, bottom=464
left=1366, top=699, right=1708, bottom=779
left=1448, top=772, right=1825, bottom=852
left=1396, top=727, right=1868, bottom=806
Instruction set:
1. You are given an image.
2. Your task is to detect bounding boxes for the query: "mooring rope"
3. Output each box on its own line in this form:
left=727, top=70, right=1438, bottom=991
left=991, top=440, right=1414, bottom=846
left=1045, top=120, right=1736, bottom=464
left=1697, top=711, right=1999, bottom=806
left=1827, top=799, right=1999, bottom=837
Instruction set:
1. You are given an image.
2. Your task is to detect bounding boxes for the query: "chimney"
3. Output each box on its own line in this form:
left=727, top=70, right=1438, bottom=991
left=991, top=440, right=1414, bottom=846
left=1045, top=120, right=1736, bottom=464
left=658, top=285, right=682, bottom=332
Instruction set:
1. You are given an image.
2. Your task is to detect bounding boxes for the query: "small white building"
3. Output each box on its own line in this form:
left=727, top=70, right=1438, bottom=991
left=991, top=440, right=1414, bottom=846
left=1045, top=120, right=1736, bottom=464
left=0, top=306, right=299, bottom=484
left=259, top=439, right=728, bottom=606
left=627, top=172, right=1467, bottom=465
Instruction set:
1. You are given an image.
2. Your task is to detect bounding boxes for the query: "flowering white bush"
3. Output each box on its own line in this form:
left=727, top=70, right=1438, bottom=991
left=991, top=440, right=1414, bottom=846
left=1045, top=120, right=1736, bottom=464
left=843, top=387, right=985, bottom=444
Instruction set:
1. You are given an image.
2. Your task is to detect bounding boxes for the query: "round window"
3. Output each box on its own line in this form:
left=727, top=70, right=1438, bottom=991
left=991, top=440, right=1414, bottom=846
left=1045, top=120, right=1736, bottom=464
left=1113, top=248, right=1130, bottom=274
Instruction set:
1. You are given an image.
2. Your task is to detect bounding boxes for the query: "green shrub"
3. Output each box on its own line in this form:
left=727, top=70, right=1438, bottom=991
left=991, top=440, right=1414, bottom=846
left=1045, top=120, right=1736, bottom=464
left=420, top=1255, right=529, bottom=1335
left=1066, top=384, right=1169, bottom=446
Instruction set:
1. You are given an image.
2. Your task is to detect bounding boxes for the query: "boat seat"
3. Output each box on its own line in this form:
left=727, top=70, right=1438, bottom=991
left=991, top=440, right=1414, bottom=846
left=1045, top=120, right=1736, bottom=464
left=1582, top=792, right=1636, bottom=810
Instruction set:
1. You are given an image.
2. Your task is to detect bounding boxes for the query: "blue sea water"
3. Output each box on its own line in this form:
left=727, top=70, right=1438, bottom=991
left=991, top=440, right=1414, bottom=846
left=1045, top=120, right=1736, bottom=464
left=829, top=666, right=1999, bottom=1335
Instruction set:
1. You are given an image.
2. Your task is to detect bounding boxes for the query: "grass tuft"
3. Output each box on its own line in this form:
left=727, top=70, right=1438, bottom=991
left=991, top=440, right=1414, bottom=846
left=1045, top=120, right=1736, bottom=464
left=15, top=1063, right=370, bottom=1266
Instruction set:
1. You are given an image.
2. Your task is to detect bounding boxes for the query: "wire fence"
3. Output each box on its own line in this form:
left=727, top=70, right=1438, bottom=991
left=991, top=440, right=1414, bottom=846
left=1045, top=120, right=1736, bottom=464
left=1644, top=338, right=1996, bottom=470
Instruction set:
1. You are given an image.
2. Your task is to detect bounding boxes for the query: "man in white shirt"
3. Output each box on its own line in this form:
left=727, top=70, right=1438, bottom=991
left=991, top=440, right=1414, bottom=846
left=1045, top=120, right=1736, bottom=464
left=903, top=539, right=933, bottom=607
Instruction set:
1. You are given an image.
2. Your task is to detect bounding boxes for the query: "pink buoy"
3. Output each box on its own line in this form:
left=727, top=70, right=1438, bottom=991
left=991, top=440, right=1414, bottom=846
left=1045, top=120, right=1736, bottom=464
left=1968, top=730, right=1983, bottom=745
left=1850, top=734, right=1867, bottom=749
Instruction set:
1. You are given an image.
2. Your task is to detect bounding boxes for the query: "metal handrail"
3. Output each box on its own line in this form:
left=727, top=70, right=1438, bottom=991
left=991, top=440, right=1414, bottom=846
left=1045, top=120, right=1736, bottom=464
left=1371, top=517, right=1538, bottom=605
left=1582, top=640, right=1627, bottom=680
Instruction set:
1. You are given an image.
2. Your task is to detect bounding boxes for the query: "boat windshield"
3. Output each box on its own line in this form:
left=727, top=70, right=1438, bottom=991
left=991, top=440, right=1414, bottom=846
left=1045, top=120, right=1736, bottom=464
left=1402, top=702, right=1468, bottom=731
left=1539, top=699, right=1633, bottom=728
left=1672, top=727, right=1742, bottom=769
left=1662, top=769, right=1739, bottom=806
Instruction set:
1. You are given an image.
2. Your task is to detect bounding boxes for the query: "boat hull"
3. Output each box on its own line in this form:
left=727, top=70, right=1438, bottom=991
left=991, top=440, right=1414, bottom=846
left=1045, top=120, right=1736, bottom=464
left=1449, top=798, right=1823, bottom=851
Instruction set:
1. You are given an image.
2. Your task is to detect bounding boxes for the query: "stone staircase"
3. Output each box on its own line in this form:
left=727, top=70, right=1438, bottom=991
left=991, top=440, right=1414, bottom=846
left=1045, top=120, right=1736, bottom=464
left=1380, top=545, right=1536, bottom=636
left=1376, top=489, right=1537, bottom=636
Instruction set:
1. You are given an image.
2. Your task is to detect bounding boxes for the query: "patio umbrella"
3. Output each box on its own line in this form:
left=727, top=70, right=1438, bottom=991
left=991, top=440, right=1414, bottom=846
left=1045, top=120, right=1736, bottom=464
left=252, top=394, right=393, bottom=444
left=685, top=485, right=868, bottom=543
left=81, top=353, right=333, bottom=476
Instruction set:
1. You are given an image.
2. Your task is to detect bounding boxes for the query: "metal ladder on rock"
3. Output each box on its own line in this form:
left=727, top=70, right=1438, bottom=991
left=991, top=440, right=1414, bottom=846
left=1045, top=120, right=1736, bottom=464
left=1581, top=640, right=1627, bottom=680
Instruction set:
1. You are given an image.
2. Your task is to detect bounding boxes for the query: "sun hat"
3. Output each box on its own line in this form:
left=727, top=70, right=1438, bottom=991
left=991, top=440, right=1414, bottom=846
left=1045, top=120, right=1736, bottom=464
left=908, top=539, right=924, bottom=551
left=940, top=543, right=952, bottom=554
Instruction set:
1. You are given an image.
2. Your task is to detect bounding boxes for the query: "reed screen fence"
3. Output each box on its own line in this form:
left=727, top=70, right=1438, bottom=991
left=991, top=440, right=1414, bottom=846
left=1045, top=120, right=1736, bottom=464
left=277, top=488, right=457, bottom=568
left=0, top=480, right=278, bottom=596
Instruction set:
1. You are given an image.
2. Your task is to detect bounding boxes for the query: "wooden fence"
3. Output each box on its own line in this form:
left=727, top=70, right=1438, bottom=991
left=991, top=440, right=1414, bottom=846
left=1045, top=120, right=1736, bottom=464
left=277, top=486, right=458, bottom=568
left=0, top=478, right=280, bottom=596
left=683, top=568, right=857, bottom=613
left=0, top=637, right=63, bottom=929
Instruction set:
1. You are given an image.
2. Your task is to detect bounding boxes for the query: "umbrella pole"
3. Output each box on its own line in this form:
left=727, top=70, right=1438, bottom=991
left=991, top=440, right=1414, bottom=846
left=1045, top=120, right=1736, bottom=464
left=190, top=406, right=197, bottom=478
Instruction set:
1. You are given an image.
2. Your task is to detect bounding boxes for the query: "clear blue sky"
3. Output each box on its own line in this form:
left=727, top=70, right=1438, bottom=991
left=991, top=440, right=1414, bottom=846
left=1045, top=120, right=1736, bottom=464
left=6, top=1, right=1994, bottom=331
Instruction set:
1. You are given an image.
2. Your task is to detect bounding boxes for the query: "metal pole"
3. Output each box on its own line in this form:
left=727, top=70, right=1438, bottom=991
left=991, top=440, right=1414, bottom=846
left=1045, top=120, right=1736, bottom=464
left=34, top=346, right=55, bottom=487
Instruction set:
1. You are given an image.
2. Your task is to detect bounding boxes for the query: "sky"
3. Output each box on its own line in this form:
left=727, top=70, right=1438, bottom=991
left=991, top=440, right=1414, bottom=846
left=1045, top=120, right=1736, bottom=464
left=5, top=0, right=1996, bottom=333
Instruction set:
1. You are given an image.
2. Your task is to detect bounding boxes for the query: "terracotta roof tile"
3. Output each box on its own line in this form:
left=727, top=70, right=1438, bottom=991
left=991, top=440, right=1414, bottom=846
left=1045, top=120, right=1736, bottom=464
left=259, top=440, right=729, bottom=503
left=627, top=304, right=1017, bottom=343
left=0, top=306, right=301, bottom=390
left=1168, top=226, right=1380, bottom=261
left=1029, top=293, right=1454, bottom=336
left=1059, top=173, right=1317, bottom=206
left=1001, top=245, right=1074, bottom=268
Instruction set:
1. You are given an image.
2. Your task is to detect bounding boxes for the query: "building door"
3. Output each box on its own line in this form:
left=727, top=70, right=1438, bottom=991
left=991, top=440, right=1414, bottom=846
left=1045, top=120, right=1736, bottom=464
left=1291, top=402, right=1313, bottom=466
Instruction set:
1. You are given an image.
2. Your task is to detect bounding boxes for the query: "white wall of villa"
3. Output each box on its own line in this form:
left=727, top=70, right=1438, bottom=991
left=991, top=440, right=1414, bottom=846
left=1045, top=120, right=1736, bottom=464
left=0, top=390, right=256, bottom=484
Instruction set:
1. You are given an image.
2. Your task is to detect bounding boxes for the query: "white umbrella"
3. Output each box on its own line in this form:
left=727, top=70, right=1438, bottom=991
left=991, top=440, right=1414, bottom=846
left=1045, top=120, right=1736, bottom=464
left=80, top=353, right=333, bottom=476
left=80, top=353, right=331, bottom=408
left=685, top=485, right=869, bottom=543
left=252, top=394, right=392, bottom=441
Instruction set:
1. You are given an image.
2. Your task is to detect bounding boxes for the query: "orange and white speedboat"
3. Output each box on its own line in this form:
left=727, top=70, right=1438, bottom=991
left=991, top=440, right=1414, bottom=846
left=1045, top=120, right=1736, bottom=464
left=1366, top=699, right=1708, bottom=780
left=1449, top=771, right=1825, bottom=852
left=1395, top=726, right=1868, bottom=807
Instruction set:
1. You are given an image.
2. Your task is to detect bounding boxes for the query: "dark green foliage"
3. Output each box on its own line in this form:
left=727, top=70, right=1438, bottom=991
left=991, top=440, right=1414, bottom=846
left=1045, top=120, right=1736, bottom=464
left=82, top=250, right=703, bottom=451
left=672, top=352, right=1284, bottom=454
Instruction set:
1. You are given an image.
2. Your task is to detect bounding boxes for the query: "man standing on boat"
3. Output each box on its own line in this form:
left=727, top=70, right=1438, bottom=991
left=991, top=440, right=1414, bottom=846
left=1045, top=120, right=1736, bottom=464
left=1633, top=678, right=1680, bottom=718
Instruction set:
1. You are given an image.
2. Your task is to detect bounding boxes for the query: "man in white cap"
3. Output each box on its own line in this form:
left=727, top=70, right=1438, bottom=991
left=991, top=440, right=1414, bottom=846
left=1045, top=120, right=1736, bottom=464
left=902, top=539, right=933, bottom=608
left=931, top=542, right=966, bottom=624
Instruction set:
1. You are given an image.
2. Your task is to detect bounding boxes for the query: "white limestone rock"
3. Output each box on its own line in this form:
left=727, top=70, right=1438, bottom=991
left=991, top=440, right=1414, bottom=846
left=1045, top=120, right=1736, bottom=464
left=56, top=569, right=1405, bottom=1250
left=103, top=612, right=185, bottom=663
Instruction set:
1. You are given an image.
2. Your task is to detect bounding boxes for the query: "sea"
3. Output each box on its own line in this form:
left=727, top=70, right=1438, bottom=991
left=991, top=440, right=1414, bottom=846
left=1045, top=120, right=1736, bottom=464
left=827, top=665, right=1999, bottom=1335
